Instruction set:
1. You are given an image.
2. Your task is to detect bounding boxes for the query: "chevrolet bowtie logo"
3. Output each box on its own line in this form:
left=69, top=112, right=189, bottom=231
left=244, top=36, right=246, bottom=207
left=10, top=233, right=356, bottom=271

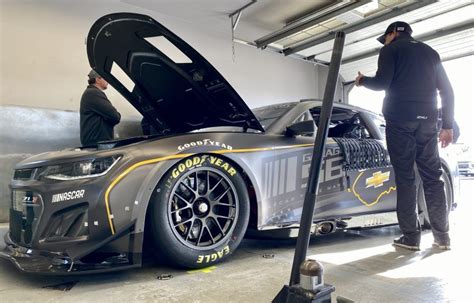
left=366, top=171, right=390, bottom=188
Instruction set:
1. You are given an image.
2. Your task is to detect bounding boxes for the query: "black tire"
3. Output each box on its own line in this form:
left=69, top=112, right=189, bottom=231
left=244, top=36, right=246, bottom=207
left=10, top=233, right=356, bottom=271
left=417, top=167, right=453, bottom=229
left=148, top=154, right=249, bottom=268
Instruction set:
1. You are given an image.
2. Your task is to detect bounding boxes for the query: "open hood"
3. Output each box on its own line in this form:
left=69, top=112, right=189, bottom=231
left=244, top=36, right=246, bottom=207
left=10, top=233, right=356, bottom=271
left=86, top=13, right=264, bottom=134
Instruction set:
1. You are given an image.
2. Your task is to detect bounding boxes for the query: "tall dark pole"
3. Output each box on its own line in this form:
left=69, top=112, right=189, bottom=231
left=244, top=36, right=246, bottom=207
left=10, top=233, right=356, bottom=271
left=289, top=31, right=346, bottom=286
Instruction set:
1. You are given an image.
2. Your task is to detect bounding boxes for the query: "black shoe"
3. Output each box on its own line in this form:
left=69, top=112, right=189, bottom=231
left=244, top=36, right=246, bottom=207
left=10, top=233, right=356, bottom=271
left=392, top=236, right=420, bottom=251
left=432, top=239, right=451, bottom=250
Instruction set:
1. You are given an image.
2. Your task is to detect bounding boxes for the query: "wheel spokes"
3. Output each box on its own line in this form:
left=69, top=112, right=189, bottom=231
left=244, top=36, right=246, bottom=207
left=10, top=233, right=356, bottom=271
left=215, top=214, right=233, bottom=220
left=214, top=201, right=235, bottom=208
left=209, top=177, right=223, bottom=194
left=196, top=219, right=206, bottom=246
left=174, top=217, right=193, bottom=227
left=215, top=187, right=231, bottom=201
left=180, top=179, right=196, bottom=195
left=211, top=217, right=225, bottom=236
left=185, top=219, right=197, bottom=241
left=169, top=168, right=238, bottom=249
left=171, top=204, right=191, bottom=214
left=174, top=192, right=192, bottom=205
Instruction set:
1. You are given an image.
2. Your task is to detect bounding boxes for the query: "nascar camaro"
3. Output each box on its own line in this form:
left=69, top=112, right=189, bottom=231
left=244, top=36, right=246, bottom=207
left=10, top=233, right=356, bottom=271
left=1, top=13, right=458, bottom=274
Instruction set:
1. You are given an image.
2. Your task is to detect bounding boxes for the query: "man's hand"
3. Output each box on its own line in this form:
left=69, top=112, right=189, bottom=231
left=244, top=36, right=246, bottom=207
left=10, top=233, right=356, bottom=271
left=439, top=128, right=453, bottom=148
left=355, top=71, right=364, bottom=86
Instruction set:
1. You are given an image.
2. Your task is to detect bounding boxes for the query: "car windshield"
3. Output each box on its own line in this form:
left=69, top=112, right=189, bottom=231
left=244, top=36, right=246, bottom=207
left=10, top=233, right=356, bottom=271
left=252, top=104, right=295, bottom=129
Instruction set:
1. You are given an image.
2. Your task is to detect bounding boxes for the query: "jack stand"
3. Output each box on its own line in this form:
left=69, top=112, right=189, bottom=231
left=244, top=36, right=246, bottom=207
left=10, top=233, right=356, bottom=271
left=272, top=31, right=346, bottom=303
left=273, top=284, right=335, bottom=303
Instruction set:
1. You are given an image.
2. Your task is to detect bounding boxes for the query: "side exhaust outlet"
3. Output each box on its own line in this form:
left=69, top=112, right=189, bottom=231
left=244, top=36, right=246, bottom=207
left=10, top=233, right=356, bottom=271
left=316, top=221, right=335, bottom=235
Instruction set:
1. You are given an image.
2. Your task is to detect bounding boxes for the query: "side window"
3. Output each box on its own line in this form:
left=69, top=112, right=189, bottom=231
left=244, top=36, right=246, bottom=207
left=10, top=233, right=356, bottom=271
left=309, top=107, right=373, bottom=139
left=293, top=111, right=313, bottom=124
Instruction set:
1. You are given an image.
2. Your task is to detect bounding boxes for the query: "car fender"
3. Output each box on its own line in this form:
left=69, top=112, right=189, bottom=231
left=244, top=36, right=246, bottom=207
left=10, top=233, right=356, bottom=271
left=121, top=151, right=263, bottom=237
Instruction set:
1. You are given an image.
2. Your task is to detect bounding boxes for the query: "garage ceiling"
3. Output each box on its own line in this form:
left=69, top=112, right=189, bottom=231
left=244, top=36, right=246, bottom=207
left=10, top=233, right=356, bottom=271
left=125, top=0, right=474, bottom=81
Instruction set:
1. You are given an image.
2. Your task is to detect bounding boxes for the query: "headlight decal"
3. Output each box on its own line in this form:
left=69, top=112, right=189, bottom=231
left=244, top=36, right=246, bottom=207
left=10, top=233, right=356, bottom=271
left=42, top=156, right=121, bottom=181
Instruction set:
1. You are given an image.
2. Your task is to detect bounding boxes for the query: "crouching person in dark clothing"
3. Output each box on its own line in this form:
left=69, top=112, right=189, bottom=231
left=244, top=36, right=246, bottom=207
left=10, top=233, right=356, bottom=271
left=355, top=21, right=454, bottom=251
left=80, top=70, right=121, bottom=146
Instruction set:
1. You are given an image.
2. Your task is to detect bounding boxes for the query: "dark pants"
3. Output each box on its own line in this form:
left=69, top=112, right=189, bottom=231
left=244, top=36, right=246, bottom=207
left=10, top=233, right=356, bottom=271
left=385, top=119, right=450, bottom=244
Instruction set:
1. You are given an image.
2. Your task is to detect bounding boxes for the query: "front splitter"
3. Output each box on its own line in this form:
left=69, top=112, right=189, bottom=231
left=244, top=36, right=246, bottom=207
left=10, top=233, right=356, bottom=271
left=0, top=232, right=140, bottom=275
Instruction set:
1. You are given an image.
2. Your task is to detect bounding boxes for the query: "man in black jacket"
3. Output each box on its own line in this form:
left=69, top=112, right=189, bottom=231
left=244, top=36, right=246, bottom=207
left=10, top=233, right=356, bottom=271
left=355, top=21, right=454, bottom=251
left=80, top=70, right=121, bottom=146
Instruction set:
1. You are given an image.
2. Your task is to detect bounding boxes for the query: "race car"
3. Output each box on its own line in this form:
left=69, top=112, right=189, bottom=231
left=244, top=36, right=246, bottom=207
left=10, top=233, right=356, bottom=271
left=458, top=160, right=474, bottom=177
left=1, top=13, right=458, bottom=274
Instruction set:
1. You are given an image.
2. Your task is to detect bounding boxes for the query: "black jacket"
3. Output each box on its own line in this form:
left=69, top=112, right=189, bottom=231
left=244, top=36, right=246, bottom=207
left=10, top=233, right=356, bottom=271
left=361, top=35, right=454, bottom=129
left=80, top=85, right=121, bottom=146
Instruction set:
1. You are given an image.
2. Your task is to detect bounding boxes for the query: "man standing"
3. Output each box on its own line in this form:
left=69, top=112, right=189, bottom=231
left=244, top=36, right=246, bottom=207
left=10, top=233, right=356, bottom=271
left=80, top=70, right=121, bottom=146
left=355, top=21, right=454, bottom=251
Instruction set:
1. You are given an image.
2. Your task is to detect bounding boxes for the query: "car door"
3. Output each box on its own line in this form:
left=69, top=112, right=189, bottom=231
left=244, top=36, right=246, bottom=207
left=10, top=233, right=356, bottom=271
left=260, top=105, right=397, bottom=227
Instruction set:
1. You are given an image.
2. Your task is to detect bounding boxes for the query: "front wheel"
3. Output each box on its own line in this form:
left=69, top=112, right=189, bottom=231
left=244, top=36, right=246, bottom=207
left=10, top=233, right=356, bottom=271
left=418, top=167, right=453, bottom=229
left=148, top=155, right=249, bottom=268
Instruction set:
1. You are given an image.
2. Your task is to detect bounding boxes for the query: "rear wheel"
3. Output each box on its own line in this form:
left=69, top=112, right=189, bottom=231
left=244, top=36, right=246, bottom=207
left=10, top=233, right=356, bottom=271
left=418, top=167, right=453, bottom=229
left=148, top=155, right=249, bottom=268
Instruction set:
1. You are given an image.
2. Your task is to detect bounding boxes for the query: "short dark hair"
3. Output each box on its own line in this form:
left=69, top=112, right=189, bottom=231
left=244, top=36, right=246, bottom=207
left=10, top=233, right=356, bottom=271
left=88, top=78, right=96, bottom=85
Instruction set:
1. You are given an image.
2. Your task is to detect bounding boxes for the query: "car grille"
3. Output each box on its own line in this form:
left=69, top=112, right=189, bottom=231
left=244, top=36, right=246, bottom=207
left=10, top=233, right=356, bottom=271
left=41, top=203, right=89, bottom=242
left=10, top=190, right=44, bottom=245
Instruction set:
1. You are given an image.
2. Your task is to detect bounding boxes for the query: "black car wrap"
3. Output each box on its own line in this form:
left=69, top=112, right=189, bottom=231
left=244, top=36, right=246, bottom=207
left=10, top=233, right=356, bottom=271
left=1, top=13, right=458, bottom=274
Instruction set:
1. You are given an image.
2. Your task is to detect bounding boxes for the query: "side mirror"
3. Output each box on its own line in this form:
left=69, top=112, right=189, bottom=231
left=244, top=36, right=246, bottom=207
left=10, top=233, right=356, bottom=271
left=285, top=120, right=315, bottom=137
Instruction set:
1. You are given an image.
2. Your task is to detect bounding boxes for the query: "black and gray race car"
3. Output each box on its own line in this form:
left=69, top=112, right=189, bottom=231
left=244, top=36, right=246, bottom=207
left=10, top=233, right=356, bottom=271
left=1, top=13, right=459, bottom=274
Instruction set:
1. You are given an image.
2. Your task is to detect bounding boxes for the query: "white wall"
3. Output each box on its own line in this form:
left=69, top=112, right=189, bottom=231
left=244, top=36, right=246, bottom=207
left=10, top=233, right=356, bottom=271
left=0, top=0, right=321, bottom=117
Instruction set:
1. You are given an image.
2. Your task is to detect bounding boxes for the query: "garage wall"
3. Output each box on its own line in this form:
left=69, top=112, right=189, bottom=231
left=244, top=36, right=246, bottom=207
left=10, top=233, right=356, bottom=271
left=0, top=1, right=330, bottom=222
left=0, top=0, right=321, bottom=114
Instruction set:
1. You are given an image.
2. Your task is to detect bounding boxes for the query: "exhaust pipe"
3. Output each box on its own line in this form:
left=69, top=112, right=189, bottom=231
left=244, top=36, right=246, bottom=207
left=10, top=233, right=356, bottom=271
left=315, top=221, right=335, bottom=235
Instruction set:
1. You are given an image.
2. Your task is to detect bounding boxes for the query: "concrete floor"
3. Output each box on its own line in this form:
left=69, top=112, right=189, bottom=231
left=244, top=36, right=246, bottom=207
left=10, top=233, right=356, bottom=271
left=1, top=179, right=473, bottom=303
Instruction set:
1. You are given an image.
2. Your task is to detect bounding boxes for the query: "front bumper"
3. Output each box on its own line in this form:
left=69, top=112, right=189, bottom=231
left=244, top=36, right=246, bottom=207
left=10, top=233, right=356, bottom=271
left=1, top=227, right=141, bottom=275
left=3, top=162, right=145, bottom=274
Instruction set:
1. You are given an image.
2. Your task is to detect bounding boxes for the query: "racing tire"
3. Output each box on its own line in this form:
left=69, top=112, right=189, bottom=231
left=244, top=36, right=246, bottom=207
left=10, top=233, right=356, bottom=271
left=148, top=155, right=249, bottom=268
left=417, top=166, right=453, bottom=230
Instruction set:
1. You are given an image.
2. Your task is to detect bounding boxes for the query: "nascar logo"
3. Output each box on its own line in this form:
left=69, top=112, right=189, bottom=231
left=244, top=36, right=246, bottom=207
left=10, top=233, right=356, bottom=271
left=51, top=190, right=85, bottom=203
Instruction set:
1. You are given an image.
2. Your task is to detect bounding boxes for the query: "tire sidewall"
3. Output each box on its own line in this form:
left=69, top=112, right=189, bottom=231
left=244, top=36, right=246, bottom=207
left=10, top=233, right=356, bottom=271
left=149, top=154, right=249, bottom=268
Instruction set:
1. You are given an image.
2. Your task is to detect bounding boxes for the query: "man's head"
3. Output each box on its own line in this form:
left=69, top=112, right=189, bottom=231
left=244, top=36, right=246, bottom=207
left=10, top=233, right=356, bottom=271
left=87, top=69, right=108, bottom=90
left=377, top=21, right=413, bottom=45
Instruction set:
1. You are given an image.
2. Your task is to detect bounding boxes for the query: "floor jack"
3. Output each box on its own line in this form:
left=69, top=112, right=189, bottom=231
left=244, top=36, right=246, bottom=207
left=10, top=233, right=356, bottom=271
left=273, top=31, right=353, bottom=303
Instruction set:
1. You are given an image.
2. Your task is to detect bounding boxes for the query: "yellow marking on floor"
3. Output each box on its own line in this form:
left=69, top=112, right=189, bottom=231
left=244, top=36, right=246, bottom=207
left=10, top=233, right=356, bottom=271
left=187, top=266, right=217, bottom=274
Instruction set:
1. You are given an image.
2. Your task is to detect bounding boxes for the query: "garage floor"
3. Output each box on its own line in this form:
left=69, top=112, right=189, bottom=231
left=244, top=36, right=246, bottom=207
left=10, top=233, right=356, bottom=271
left=1, top=179, right=473, bottom=303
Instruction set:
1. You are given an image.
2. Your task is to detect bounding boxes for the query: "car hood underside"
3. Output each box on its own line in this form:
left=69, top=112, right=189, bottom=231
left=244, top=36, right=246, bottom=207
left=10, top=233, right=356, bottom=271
left=86, top=13, right=264, bottom=135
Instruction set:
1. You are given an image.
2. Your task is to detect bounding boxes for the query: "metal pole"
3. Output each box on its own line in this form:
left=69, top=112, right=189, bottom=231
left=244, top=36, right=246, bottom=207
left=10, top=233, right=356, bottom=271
left=289, top=31, right=346, bottom=286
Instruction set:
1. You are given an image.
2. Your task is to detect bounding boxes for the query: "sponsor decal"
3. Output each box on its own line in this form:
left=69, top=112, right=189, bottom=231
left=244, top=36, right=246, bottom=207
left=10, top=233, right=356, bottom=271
left=23, top=195, right=39, bottom=205
left=351, top=170, right=396, bottom=207
left=196, top=245, right=230, bottom=264
left=178, top=139, right=233, bottom=151
left=365, top=171, right=390, bottom=188
left=172, top=156, right=207, bottom=178
left=52, top=189, right=85, bottom=203
left=171, top=155, right=236, bottom=179
left=208, top=156, right=237, bottom=176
